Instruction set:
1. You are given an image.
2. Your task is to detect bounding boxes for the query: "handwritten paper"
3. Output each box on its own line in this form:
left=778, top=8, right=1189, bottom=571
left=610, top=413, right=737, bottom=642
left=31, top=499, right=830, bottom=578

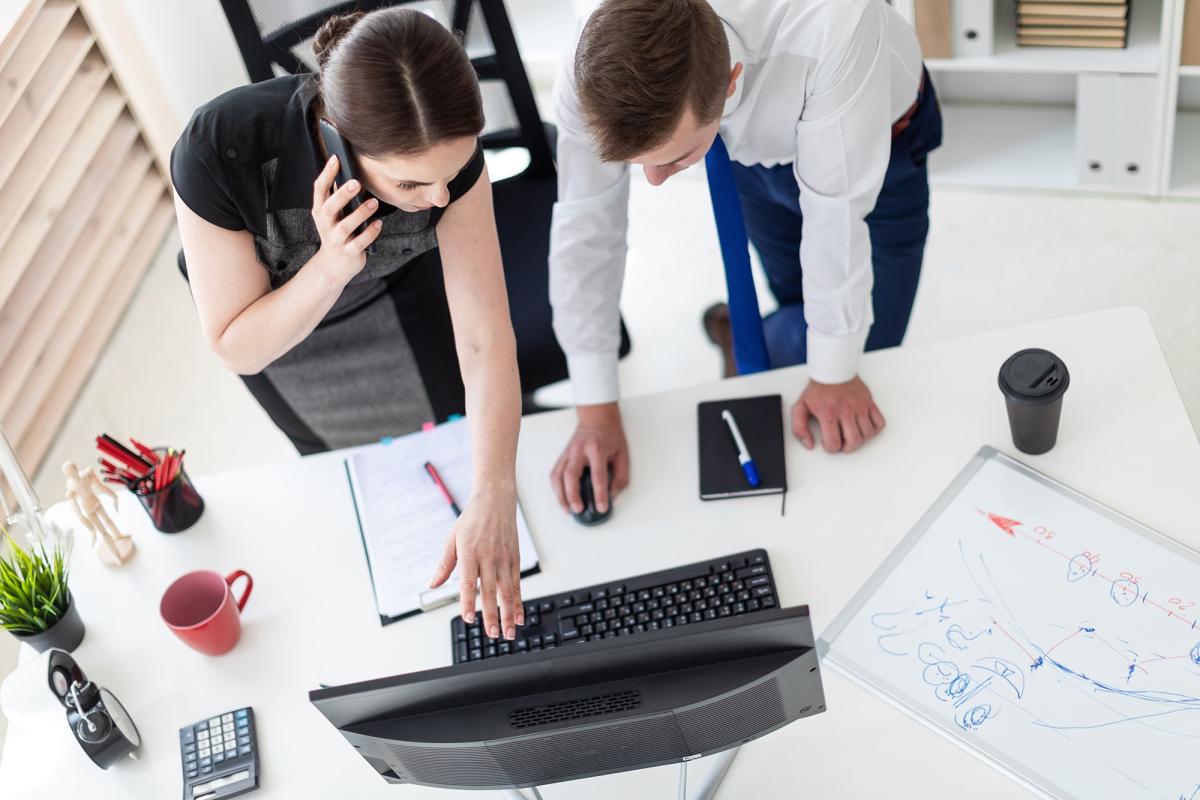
left=822, top=447, right=1200, bottom=800
left=346, top=420, right=538, bottom=622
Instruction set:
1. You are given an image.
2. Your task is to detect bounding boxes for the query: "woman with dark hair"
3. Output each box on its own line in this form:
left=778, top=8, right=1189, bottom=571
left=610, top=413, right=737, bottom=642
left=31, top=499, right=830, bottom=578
left=170, top=9, right=523, bottom=638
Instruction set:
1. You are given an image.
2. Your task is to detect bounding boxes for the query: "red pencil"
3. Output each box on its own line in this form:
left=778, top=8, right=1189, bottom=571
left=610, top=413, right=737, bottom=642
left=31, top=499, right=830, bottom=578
left=129, top=438, right=161, bottom=465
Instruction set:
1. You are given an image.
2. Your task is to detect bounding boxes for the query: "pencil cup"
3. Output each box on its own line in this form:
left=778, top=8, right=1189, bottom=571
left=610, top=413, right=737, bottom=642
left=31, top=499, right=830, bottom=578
left=137, top=456, right=204, bottom=534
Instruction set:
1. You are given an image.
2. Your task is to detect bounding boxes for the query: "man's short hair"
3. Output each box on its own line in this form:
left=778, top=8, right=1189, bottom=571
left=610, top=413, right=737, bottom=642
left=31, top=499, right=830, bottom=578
left=574, top=0, right=730, bottom=162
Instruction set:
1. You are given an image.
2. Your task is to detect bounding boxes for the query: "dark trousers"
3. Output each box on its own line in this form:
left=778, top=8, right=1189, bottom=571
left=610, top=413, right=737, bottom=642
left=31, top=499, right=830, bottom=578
left=729, top=70, right=943, bottom=368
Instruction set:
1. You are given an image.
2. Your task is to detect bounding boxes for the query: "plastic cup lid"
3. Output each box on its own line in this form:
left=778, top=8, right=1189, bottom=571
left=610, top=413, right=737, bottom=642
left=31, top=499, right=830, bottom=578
left=999, top=348, right=1069, bottom=401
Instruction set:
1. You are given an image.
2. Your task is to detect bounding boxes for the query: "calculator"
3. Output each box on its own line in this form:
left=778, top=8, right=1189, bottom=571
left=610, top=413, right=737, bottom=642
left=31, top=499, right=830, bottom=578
left=178, top=707, right=260, bottom=800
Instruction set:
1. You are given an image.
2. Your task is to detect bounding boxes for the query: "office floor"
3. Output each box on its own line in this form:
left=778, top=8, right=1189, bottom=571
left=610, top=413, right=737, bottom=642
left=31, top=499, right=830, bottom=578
left=4, top=163, right=1200, bottom=751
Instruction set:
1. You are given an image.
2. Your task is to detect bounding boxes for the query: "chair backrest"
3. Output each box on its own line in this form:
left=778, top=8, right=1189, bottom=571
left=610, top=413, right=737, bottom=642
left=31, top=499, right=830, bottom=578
left=218, top=0, right=554, bottom=177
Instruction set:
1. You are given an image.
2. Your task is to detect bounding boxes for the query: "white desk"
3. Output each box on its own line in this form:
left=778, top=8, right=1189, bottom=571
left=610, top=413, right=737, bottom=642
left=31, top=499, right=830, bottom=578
left=2, top=307, right=1196, bottom=799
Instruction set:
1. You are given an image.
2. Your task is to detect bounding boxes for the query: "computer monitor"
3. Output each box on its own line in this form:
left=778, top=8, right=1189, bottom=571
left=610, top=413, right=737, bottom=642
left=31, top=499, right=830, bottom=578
left=309, top=606, right=825, bottom=790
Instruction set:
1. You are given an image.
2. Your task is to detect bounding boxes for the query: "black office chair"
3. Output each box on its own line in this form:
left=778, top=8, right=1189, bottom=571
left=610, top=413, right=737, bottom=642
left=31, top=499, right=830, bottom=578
left=215, top=0, right=632, bottom=412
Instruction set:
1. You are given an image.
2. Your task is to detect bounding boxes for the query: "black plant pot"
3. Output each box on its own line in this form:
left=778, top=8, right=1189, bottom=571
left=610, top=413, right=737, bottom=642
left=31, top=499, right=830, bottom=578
left=12, top=591, right=85, bottom=653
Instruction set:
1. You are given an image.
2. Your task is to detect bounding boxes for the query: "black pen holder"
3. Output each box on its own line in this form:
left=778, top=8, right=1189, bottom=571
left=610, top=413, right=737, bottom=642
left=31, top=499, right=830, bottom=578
left=136, top=458, right=204, bottom=534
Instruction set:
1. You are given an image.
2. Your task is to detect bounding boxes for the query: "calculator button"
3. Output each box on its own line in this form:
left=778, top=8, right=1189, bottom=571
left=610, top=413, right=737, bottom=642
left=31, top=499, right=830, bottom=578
left=199, top=757, right=211, bottom=767
left=236, top=718, right=249, bottom=730
left=198, top=748, right=210, bottom=759
left=234, top=709, right=248, bottom=719
left=208, top=718, right=221, bottom=728
left=225, top=743, right=236, bottom=753
left=187, top=769, right=198, bottom=779
left=184, top=744, right=195, bottom=755
left=239, top=746, right=251, bottom=756
left=201, top=766, right=213, bottom=775
left=221, top=713, right=234, bottom=724
left=238, top=735, right=250, bottom=747
left=197, top=729, right=209, bottom=740
left=223, top=724, right=235, bottom=736
left=182, top=728, right=195, bottom=743
left=213, top=753, right=225, bottom=763
left=211, top=736, right=222, bottom=746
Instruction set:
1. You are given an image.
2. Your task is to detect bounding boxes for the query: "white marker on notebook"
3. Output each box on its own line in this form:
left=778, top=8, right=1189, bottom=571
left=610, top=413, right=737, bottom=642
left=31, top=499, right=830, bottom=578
left=721, top=409, right=761, bottom=488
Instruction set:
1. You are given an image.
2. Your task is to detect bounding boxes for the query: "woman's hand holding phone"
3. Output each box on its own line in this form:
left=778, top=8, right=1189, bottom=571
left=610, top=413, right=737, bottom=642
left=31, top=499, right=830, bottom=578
left=311, top=155, right=383, bottom=283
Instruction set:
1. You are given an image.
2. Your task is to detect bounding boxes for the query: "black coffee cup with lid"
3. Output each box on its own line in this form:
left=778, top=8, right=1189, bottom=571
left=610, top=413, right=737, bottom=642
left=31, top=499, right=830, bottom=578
left=998, top=348, right=1069, bottom=455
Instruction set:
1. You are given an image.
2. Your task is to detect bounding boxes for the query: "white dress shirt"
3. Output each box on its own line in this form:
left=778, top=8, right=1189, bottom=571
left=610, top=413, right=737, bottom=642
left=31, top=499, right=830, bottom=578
left=549, top=0, right=923, bottom=404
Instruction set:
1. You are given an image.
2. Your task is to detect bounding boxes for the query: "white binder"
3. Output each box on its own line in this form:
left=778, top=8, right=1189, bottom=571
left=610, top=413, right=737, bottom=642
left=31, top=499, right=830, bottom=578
left=951, top=0, right=994, bottom=57
left=1076, top=73, right=1158, bottom=193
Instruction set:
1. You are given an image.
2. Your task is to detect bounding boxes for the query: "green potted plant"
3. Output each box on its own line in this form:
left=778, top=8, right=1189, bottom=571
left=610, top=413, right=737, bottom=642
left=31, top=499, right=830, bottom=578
left=0, top=526, right=84, bottom=653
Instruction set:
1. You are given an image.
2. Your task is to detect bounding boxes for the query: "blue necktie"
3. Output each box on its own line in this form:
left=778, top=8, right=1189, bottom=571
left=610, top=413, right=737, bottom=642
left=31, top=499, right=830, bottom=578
left=704, top=135, right=769, bottom=375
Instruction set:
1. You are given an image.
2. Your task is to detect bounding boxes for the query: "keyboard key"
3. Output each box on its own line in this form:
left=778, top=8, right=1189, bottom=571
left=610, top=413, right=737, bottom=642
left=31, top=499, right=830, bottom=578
left=543, top=634, right=557, bottom=645
left=575, top=602, right=595, bottom=615
left=666, top=583, right=679, bottom=594
left=560, top=596, right=575, bottom=607
left=718, top=562, right=732, bottom=572
left=734, top=602, right=747, bottom=614
left=762, top=595, right=777, bottom=608
left=719, top=606, right=732, bottom=617
left=469, top=648, right=483, bottom=660
left=580, top=624, right=594, bottom=635
left=747, top=598, right=761, bottom=611
left=753, top=586, right=773, bottom=598
left=704, top=608, right=718, bottom=620
left=604, top=630, right=618, bottom=638
left=528, top=614, right=540, bottom=626
left=663, top=617, right=675, bottom=627
left=690, top=611, right=704, bottom=623
left=485, top=644, right=497, bottom=657
left=736, top=565, right=767, bottom=580
left=562, top=628, right=580, bottom=640
left=638, top=590, right=651, bottom=601
left=748, top=575, right=771, bottom=588
left=752, top=553, right=766, bottom=565
left=593, top=588, right=608, bottom=600
left=596, top=598, right=609, bottom=610
left=457, top=642, right=468, bottom=662
left=528, top=635, right=542, bottom=647
left=499, top=642, right=512, bottom=654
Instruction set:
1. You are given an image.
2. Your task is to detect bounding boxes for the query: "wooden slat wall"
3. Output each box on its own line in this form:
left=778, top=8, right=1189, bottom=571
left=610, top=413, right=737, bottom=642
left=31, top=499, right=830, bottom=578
left=0, top=0, right=173, bottom=474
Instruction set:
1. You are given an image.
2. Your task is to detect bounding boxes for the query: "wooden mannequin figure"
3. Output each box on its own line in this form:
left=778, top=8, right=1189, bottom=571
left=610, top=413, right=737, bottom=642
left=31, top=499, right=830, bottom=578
left=62, top=461, right=135, bottom=566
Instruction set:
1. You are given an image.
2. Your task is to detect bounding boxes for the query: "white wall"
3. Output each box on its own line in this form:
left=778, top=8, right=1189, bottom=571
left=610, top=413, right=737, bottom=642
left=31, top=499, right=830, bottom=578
left=119, top=0, right=247, bottom=127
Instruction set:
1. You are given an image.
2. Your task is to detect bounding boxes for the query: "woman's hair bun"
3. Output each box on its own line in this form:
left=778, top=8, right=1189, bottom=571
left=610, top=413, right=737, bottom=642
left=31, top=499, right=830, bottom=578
left=313, top=12, right=364, bottom=70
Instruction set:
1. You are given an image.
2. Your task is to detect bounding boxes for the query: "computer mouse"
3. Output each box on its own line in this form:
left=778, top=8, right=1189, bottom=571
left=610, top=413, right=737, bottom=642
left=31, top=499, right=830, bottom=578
left=572, top=466, right=613, bottom=526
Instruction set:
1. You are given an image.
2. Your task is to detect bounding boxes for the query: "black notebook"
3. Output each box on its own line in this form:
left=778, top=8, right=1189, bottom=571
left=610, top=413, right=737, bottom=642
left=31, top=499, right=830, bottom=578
left=697, top=394, right=787, bottom=500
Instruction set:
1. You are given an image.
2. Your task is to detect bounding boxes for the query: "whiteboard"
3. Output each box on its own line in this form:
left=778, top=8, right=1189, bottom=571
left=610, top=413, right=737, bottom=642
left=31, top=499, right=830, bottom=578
left=821, top=447, right=1200, bottom=800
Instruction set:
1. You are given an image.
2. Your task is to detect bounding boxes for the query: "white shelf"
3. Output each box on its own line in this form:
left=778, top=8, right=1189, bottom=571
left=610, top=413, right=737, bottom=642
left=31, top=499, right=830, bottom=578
left=925, top=0, right=1164, bottom=75
left=930, top=103, right=1079, bottom=191
left=1168, top=111, right=1200, bottom=197
left=1181, top=65, right=1200, bottom=77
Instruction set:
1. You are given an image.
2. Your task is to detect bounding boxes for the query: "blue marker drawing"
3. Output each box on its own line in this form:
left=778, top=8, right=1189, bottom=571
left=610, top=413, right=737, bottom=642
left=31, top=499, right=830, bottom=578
left=1111, top=578, right=1140, bottom=608
left=1191, top=642, right=1200, bottom=667
left=956, top=704, right=994, bottom=731
left=946, top=623, right=991, bottom=651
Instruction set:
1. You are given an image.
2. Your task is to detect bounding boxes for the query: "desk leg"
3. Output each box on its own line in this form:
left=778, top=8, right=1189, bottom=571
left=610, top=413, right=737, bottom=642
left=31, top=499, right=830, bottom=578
left=688, top=747, right=740, bottom=800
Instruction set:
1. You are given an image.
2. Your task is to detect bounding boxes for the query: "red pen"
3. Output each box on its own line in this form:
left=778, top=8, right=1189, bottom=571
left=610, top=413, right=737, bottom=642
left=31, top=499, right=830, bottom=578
left=423, top=461, right=462, bottom=517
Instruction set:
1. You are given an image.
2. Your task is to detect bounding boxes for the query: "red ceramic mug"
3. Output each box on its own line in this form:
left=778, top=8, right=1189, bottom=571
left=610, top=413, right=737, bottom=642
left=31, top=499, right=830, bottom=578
left=160, top=570, right=253, bottom=655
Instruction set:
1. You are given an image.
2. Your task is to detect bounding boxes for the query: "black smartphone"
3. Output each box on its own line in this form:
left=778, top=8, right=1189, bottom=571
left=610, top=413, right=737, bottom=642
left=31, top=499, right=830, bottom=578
left=317, top=118, right=375, bottom=236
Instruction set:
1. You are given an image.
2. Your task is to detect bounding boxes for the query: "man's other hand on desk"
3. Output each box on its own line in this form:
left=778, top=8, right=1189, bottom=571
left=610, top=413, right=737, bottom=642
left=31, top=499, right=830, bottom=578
left=429, top=493, right=524, bottom=640
left=792, top=376, right=885, bottom=454
left=550, top=402, right=630, bottom=516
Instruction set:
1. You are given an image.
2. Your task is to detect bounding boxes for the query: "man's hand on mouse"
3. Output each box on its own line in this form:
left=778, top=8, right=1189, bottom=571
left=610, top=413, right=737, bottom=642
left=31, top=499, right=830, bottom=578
left=551, top=402, right=630, bottom=515
left=791, top=376, right=885, bottom=453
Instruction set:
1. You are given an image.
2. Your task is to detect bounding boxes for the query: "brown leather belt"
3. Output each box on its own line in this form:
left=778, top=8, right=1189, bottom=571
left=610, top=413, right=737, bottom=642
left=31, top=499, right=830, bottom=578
left=891, top=73, right=925, bottom=140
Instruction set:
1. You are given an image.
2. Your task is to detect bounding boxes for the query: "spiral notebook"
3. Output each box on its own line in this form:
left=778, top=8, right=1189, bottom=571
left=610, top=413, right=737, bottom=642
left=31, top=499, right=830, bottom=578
left=345, top=420, right=540, bottom=625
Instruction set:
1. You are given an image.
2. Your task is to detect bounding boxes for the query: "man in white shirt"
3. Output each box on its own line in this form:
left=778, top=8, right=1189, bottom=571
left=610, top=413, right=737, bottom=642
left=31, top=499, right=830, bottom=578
left=548, top=0, right=942, bottom=516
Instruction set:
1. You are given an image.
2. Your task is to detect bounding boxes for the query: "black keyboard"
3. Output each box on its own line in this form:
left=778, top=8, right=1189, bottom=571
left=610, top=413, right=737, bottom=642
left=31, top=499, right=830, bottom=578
left=450, top=549, right=777, bottom=664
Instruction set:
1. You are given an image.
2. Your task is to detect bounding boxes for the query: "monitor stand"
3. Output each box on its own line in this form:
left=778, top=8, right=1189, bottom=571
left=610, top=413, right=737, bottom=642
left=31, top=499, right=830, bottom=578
left=499, top=746, right=740, bottom=800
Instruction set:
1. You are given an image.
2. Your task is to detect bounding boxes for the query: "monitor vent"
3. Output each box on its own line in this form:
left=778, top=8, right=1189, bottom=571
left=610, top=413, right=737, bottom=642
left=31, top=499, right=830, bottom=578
left=385, top=742, right=508, bottom=787
left=490, top=712, right=687, bottom=785
left=675, top=677, right=785, bottom=754
left=509, top=689, right=642, bottom=729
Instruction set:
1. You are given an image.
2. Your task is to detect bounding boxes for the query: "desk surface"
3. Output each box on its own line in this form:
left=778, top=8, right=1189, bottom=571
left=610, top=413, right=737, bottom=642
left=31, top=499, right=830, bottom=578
left=2, top=307, right=1196, bottom=799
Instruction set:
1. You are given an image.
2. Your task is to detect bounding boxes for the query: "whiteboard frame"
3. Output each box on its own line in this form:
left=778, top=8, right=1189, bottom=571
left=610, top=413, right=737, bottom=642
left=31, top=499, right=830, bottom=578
left=818, top=445, right=1200, bottom=800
